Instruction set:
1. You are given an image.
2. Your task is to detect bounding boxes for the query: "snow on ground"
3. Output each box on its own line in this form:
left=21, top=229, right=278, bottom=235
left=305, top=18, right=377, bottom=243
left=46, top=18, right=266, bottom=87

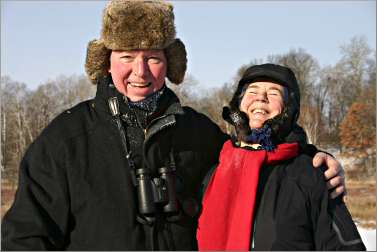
left=358, top=226, right=376, bottom=251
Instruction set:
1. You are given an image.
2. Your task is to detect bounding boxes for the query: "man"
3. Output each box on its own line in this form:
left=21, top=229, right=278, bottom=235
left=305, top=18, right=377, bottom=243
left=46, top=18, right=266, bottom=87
left=2, top=0, right=345, bottom=250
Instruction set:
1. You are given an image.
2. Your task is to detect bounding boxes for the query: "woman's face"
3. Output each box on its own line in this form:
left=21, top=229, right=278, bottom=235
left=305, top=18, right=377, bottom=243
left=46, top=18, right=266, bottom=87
left=109, top=50, right=167, bottom=102
left=240, top=81, right=285, bottom=129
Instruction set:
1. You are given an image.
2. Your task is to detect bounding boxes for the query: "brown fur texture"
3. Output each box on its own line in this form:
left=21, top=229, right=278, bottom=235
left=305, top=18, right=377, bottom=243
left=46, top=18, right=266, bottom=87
left=85, top=40, right=111, bottom=84
left=102, top=0, right=175, bottom=50
left=164, top=39, right=187, bottom=84
left=85, top=0, right=187, bottom=85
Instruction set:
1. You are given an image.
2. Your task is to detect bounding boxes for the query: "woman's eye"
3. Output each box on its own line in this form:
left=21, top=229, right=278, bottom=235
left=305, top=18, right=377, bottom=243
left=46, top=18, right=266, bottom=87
left=268, top=91, right=281, bottom=96
left=247, top=90, right=257, bottom=95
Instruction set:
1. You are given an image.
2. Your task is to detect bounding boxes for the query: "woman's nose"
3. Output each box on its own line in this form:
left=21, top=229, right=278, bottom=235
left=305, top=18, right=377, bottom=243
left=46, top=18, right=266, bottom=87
left=254, top=92, right=268, bottom=102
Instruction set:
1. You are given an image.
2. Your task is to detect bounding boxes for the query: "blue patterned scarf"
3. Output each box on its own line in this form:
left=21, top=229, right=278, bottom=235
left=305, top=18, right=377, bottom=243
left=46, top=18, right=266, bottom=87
left=245, top=124, right=275, bottom=151
left=128, top=85, right=166, bottom=114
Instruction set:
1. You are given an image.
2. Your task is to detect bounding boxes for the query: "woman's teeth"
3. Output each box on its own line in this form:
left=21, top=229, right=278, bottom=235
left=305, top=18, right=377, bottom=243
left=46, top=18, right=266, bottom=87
left=252, top=109, right=267, bottom=115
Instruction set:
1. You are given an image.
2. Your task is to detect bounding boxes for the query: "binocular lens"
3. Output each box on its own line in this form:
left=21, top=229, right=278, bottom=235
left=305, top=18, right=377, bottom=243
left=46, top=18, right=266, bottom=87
left=135, top=167, right=178, bottom=216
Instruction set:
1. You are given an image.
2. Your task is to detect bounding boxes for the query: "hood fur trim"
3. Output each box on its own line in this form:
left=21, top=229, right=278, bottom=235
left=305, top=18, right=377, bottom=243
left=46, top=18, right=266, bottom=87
left=223, top=64, right=303, bottom=144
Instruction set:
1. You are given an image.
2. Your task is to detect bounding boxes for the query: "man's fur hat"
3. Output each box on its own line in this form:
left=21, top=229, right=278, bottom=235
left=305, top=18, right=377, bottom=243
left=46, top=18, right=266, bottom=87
left=85, top=0, right=187, bottom=85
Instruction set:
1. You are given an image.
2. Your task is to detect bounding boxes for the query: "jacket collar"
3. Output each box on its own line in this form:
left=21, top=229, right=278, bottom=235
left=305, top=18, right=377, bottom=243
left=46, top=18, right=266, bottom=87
left=93, top=75, right=184, bottom=121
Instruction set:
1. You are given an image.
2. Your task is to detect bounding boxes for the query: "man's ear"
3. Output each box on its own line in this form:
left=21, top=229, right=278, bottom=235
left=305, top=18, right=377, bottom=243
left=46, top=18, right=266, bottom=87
left=108, top=53, right=112, bottom=73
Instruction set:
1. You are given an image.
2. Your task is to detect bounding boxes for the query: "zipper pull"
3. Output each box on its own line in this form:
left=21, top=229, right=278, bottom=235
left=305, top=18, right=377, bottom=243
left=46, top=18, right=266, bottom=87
left=108, top=97, right=120, bottom=117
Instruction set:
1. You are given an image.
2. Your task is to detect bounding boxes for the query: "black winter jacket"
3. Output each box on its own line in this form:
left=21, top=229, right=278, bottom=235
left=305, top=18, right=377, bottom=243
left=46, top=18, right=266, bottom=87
left=252, top=153, right=366, bottom=251
left=1, top=80, right=228, bottom=250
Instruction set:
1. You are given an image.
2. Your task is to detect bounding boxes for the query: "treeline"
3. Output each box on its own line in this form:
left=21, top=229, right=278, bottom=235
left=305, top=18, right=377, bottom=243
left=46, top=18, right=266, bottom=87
left=171, top=36, right=376, bottom=177
left=176, top=36, right=375, bottom=144
left=0, top=75, right=96, bottom=185
left=1, top=36, right=375, bottom=185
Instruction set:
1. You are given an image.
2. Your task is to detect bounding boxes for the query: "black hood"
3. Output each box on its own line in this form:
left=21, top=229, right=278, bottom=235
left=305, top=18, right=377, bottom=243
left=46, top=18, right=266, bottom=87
left=223, top=63, right=305, bottom=146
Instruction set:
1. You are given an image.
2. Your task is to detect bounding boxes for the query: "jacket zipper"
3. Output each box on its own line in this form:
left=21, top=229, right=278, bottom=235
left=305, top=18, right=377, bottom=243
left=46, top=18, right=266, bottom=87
left=144, top=114, right=176, bottom=142
left=143, top=114, right=177, bottom=250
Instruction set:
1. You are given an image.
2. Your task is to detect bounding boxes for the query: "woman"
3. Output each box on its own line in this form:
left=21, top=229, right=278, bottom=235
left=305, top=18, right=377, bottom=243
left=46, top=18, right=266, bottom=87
left=197, top=64, right=365, bottom=251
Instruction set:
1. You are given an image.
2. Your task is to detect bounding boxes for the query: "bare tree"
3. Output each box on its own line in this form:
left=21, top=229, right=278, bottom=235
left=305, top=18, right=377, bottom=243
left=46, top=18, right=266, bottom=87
left=1, top=74, right=96, bottom=186
left=339, top=36, right=372, bottom=99
left=321, top=36, right=375, bottom=149
left=274, top=48, right=320, bottom=105
left=198, top=82, right=234, bottom=134
left=1, top=77, right=30, bottom=185
left=168, top=73, right=202, bottom=108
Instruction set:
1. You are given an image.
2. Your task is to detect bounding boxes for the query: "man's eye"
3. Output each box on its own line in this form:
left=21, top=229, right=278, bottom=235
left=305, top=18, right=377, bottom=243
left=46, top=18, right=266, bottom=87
left=120, top=55, right=134, bottom=62
left=148, top=57, right=162, bottom=64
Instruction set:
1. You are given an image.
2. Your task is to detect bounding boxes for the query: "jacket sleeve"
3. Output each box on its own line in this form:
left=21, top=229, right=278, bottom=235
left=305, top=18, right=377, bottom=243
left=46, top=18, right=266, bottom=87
left=1, top=135, right=70, bottom=250
left=311, top=167, right=366, bottom=251
left=180, top=107, right=229, bottom=178
left=196, top=112, right=229, bottom=171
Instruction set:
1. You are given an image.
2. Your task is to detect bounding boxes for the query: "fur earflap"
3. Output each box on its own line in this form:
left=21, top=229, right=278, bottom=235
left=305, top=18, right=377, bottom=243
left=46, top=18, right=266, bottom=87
left=165, top=39, right=187, bottom=84
left=102, top=0, right=176, bottom=50
left=222, top=107, right=251, bottom=141
left=85, top=39, right=111, bottom=84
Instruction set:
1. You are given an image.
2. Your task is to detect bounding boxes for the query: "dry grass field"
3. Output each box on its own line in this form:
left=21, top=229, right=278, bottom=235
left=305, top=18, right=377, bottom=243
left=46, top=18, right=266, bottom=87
left=345, top=179, right=376, bottom=229
left=2, top=178, right=376, bottom=229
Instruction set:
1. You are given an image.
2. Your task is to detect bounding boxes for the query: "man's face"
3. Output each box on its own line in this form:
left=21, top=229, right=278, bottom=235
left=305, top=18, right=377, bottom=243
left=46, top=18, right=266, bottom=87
left=109, top=50, right=167, bottom=101
left=240, top=81, right=285, bottom=129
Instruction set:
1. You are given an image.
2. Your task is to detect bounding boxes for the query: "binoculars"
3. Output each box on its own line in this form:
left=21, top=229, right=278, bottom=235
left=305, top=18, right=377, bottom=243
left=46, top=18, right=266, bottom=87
left=135, top=166, right=178, bottom=216
left=107, top=97, right=179, bottom=222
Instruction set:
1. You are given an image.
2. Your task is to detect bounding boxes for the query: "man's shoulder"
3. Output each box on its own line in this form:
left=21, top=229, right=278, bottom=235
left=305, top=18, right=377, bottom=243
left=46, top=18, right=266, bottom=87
left=174, top=106, right=228, bottom=145
left=39, top=100, right=96, bottom=142
left=178, top=106, right=226, bottom=135
left=180, top=106, right=216, bottom=125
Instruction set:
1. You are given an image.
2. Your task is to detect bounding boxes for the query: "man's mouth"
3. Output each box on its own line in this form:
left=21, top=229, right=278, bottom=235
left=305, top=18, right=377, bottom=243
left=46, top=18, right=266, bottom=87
left=127, top=82, right=152, bottom=88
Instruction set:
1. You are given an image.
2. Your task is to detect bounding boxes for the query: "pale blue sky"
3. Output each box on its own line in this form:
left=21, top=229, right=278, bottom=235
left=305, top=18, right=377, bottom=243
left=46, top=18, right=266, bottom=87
left=1, top=0, right=376, bottom=90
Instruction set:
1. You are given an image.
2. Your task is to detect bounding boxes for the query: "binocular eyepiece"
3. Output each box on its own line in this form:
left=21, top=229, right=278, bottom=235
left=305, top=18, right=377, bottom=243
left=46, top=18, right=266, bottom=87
left=135, top=166, right=178, bottom=216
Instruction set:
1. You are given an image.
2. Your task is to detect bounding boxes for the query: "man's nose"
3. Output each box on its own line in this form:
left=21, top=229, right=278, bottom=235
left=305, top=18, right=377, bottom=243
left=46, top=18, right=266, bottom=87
left=133, top=59, right=149, bottom=78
